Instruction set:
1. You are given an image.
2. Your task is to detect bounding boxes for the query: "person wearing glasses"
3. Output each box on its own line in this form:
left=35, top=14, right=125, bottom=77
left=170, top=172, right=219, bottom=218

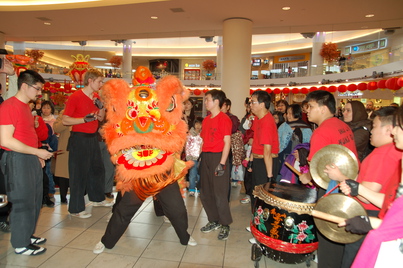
left=0, top=70, right=53, bottom=256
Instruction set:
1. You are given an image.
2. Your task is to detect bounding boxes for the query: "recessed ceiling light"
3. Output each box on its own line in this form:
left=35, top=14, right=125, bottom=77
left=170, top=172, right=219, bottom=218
left=90, top=57, right=107, bottom=61
left=44, top=22, right=51, bottom=26
left=282, top=6, right=291, bottom=11
left=151, top=16, right=158, bottom=20
left=365, top=14, right=374, bottom=18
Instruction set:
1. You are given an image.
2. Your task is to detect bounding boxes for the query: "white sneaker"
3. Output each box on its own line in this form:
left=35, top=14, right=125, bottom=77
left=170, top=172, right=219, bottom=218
left=163, top=216, right=171, bottom=223
left=92, top=200, right=114, bottom=207
left=70, top=211, right=92, bottom=218
left=240, top=196, right=251, bottom=204
left=246, top=226, right=251, bottom=232
left=188, top=236, right=197, bottom=246
left=93, top=241, right=105, bottom=254
left=249, top=237, right=257, bottom=244
left=231, top=182, right=238, bottom=187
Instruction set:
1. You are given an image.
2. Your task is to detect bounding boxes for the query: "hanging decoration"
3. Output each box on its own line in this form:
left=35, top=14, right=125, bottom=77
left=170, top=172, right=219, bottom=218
left=202, top=60, right=216, bottom=72
left=5, top=55, right=34, bottom=76
left=25, top=50, right=44, bottom=70
left=320, top=43, right=339, bottom=63
left=68, top=54, right=91, bottom=89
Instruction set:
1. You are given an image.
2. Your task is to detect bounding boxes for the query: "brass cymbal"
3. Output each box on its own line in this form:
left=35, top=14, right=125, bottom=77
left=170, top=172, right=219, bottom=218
left=314, top=193, right=367, bottom=244
left=310, top=144, right=358, bottom=190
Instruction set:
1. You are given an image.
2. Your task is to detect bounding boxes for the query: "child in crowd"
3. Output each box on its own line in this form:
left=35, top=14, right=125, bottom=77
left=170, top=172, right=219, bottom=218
left=185, top=117, right=204, bottom=197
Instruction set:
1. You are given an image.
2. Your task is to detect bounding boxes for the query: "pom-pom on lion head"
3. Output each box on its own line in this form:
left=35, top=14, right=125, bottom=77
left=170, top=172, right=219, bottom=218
left=102, top=66, right=191, bottom=200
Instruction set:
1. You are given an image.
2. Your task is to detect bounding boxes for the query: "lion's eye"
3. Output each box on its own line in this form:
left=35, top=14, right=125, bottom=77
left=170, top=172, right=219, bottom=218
left=138, top=89, right=149, bottom=99
left=166, top=96, right=176, bottom=112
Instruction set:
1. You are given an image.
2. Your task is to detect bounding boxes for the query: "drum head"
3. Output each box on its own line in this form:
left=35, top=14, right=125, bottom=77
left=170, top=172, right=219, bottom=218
left=310, top=144, right=358, bottom=190
left=314, top=194, right=367, bottom=244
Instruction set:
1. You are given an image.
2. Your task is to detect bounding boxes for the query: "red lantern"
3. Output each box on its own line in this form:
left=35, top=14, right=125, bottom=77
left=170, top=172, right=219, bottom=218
left=347, top=84, right=357, bottom=92
left=386, top=78, right=401, bottom=90
left=292, top=88, right=299, bottom=94
left=273, top=88, right=281, bottom=94
left=266, top=88, right=272, bottom=93
left=54, top=82, right=61, bottom=88
left=203, top=88, right=209, bottom=93
left=319, top=86, right=327, bottom=91
left=397, top=77, right=403, bottom=88
left=328, top=86, right=337, bottom=93
left=301, top=87, right=309, bottom=94
left=49, top=86, right=57, bottom=93
left=44, top=82, right=51, bottom=90
left=257, top=88, right=262, bottom=91
left=309, top=86, right=318, bottom=92
left=338, top=85, right=347, bottom=92
left=194, top=89, right=201, bottom=95
left=357, top=83, right=367, bottom=91
left=368, top=81, right=378, bottom=91
left=249, top=89, right=254, bottom=95
left=377, top=79, right=387, bottom=89
left=283, top=87, right=290, bottom=94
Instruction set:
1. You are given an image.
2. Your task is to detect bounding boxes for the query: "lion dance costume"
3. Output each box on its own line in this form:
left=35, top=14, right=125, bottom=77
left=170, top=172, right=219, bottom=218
left=98, top=66, right=193, bottom=248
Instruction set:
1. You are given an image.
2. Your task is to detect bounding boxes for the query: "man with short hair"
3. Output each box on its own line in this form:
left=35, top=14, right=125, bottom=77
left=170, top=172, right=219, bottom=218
left=0, top=70, right=53, bottom=255
left=199, top=89, right=233, bottom=240
left=63, top=69, right=112, bottom=219
left=300, top=90, right=358, bottom=268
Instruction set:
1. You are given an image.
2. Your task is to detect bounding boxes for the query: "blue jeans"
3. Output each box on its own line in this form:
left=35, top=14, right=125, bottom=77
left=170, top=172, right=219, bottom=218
left=188, top=160, right=200, bottom=192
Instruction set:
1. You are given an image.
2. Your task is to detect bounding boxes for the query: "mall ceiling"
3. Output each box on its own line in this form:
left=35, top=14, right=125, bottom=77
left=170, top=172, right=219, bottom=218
left=0, top=0, right=402, bottom=67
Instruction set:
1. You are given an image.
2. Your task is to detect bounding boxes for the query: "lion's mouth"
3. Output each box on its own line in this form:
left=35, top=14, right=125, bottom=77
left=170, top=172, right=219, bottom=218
left=116, top=145, right=172, bottom=170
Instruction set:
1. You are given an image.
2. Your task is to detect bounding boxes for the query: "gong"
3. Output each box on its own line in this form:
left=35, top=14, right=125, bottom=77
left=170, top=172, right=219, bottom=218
left=313, top=193, right=367, bottom=244
left=310, top=144, right=358, bottom=190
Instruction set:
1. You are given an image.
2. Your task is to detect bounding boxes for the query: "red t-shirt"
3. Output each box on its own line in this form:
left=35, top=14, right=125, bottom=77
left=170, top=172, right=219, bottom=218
left=201, top=112, right=232, bottom=152
left=0, top=97, right=38, bottom=150
left=64, top=90, right=99, bottom=133
left=251, top=112, right=279, bottom=155
left=356, top=143, right=402, bottom=211
left=378, top=166, right=401, bottom=219
left=308, top=117, right=358, bottom=161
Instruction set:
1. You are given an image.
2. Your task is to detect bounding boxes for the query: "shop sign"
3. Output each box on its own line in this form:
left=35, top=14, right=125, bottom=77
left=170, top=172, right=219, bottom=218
left=338, top=91, right=363, bottom=98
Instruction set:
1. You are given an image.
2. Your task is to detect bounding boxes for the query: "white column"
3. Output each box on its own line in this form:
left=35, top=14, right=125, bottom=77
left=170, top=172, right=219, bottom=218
left=122, top=39, right=133, bottom=79
left=216, top=37, right=223, bottom=80
left=222, top=18, right=253, bottom=119
left=310, top=32, right=325, bottom=76
left=13, top=41, right=25, bottom=55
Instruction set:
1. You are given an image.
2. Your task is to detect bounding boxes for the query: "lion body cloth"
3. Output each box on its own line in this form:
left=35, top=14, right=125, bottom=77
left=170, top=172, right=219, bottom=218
left=102, top=66, right=192, bottom=200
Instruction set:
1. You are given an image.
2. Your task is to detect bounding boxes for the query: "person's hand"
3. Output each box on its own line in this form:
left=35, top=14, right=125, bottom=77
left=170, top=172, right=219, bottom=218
left=339, top=215, right=372, bottom=235
left=34, top=116, right=39, bottom=128
left=247, top=161, right=253, bottom=172
left=339, top=180, right=352, bottom=196
left=345, top=179, right=359, bottom=196
left=299, top=173, right=312, bottom=185
left=84, top=113, right=97, bottom=123
left=214, top=163, right=225, bottom=176
left=37, top=148, right=53, bottom=161
left=323, top=163, right=345, bottom=182
left=94, top=98, right=104, bottom=109
left=39, top=158, right=45, bottom=168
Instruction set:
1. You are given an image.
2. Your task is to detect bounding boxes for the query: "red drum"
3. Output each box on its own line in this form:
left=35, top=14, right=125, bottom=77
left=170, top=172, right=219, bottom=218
left=251, top=182, right=318, bottom=264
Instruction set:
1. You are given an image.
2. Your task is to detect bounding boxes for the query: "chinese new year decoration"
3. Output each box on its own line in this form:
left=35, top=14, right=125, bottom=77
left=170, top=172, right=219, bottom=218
left=5, top=55, right=34, bottom=76
left=25, top=50, right=44, bottom=70
left=202, top=60, right=216, bottom=72
left=109, top=56, right=123, bottom=69
left=320, top=42, right=339, bottom=63
left=68, top=54, right=91, bottom=88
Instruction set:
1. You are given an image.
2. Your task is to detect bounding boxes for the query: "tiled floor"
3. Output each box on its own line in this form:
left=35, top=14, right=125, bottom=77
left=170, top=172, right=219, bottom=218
left=0, top=186, right=317, bottom=268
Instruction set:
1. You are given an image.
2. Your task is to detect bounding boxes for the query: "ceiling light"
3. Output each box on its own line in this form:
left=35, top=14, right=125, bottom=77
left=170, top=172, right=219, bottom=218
left=44, top=22, right=51, bottom=26
left=151, top=16, right=158, bottom=20
left=282, top=7, right=291, bottom=11
left=365, top=14, right=374, bottom=18
left=90, top=57, right=107, bottom=61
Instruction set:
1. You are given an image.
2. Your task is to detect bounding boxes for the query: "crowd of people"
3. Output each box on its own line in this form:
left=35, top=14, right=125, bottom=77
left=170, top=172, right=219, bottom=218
left=1, top=69, right=402, bottom=267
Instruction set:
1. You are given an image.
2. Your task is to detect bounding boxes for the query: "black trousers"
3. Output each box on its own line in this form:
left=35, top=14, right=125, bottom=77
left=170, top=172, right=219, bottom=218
left=68, top=132, right=105, bottom=213
left=0, top=149, right=11, bottom=222
left=1, top=151, right=42, bottom=248
left=101, top=181, right=190, bottom=247
left=199, top=152, right=232, bottom=226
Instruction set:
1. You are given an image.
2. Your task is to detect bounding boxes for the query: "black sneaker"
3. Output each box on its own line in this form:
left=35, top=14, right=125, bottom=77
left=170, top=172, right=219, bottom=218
left=200, top=221, right=221, bottom=233
left=218, top=225, right=230, bottom=240
left=0, top=221, right=10, bottom=233
left=43, top=196, right=55, bottom=207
